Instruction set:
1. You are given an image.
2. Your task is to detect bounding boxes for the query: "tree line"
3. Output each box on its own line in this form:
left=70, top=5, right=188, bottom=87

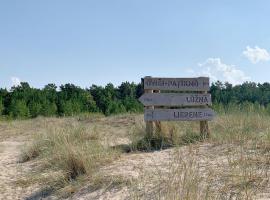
left=0, top=82, right=143, bottom=119
left=1, top=81, right=270, bottom=119
left=210, top=81, right=270, bottom=105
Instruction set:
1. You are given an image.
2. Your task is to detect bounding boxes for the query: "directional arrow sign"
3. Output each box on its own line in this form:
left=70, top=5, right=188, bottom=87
left=144, top=108, right=215, bottom=121
left=139, top=93, right=212, bottom=106
left=143, top=77, right=209, bottom=91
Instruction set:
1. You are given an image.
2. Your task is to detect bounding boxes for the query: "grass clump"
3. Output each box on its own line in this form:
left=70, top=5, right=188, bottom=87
left=134, top=134, right=173, bottom=151
left=130, top=121, right=204, bottom=151
left=20, top=122, right=120, bottom=195
left=130, top=122, right=173, bottom=151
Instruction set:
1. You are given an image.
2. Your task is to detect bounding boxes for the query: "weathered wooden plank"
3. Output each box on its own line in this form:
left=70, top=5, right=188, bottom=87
left=143, top=77, right=209, bottom=91
left=144, top=108, right=215, bottom=121
left=139, top=93, right=212, bottom=106
left=200, top=91, right=210, bottom=137
left=145, top=89, right=154, bottom=136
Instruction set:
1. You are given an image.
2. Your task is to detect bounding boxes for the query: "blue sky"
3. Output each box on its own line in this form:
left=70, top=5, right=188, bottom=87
left=1, top=0, right=270, bottom=89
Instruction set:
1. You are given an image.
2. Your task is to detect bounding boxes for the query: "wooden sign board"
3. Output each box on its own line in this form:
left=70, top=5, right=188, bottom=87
left=144, top=108, right=215, bottom=121
left=144, top=77, right=209, bottom=91
left=139, top=93, right=212, bottom=106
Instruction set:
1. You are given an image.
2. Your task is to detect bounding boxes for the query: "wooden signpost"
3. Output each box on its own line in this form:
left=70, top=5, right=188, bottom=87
left=144, top=108, right=215, bottom=121
left=139, top=76, right=215, bottom=138
left=139, top=93, right=212, bottom=107
left=144, top=77, right=210, bottom=91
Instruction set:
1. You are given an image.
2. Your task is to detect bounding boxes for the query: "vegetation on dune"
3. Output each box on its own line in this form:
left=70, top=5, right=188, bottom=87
left=15, top=109, right=270, bottom=198
left=19, top=121, right=121, bottom=197
left=131, top=112, right=270, bottom=199
left=130, top=102, right=270, bottom=151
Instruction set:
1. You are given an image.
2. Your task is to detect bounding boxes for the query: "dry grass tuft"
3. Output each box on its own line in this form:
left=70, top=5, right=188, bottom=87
left=130, top=120, right=205, bottom=152
left=19, top=121, right=121, bottom=196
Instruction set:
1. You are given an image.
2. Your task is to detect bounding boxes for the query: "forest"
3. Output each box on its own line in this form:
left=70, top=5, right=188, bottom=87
left=1, top=81, right=270, bottom=119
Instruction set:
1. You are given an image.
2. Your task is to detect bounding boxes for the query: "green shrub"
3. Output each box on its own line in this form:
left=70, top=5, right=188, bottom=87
left=41, top=101, right=57, bottom=116
left=29, top=102, right=42, bottom=118
left=8, top=100, right=30, bottom=118
left=0, top=98, right=3, bottom=115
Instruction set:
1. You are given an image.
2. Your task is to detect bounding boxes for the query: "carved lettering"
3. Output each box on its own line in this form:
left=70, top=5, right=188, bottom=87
left=144, top=77, right=209, bottom=91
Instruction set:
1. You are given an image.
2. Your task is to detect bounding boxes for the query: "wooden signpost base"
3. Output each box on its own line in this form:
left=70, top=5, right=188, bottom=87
left=200, top=90, right=210, bottom=138
left=145, top=88, right=154, bottom=137
left=153, top=90, right=162, bottom=134
left=200, top=121, right=210, bottom=138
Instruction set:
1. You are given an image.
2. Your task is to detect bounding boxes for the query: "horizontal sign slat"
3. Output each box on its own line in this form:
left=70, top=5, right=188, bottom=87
left=144, top=108, right=215, bottom=121
left=144, top=77, right=209, bottom=91
left=139, top=93, right=212, bottom=106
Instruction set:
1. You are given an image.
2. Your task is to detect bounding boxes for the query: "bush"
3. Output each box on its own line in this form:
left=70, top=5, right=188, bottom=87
left=29, top=102, right=42, bottom=118
left=122, top=97, right=143, bottom=113
left=0, top=98, right=3, bottom=115
left=8, top=100, right=30, bottom=118
left=41, top=101, right=57, bottom=117
left=105, top=101, right=126, bottom=116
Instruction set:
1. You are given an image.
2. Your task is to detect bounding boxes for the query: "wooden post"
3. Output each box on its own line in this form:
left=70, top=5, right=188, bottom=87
left=200, top=90, right=210, bottom=138
left=154, top=90, right=161, bottom=133
left=200, top=121, right=209, bottom=138
left=145, top=89, right=154, bottom=137
left=143, top=77, right=154, bottom=138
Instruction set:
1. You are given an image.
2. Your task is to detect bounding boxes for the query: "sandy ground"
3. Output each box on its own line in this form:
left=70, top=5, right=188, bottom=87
left=1, top=115, right=270, bottom=200
left=71, top=143, right=270, bottom=200
left=0, top=137, right=38, bottom=200
left=1, top=136, right=270, bottom=200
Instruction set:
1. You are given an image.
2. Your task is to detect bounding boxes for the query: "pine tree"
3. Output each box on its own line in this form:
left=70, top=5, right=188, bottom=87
left=9, top=100, right=30, bottom=118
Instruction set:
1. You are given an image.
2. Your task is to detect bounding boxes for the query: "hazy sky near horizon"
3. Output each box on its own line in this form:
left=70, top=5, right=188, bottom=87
left=1, top=0, right=270, bottom=89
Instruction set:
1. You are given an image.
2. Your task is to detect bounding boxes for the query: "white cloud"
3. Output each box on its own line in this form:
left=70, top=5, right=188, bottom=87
left=196, top=58, right=250, bottom=85
left=11, top=76, right=21, bottom=87
left=242, top=46, right=270, bottom=64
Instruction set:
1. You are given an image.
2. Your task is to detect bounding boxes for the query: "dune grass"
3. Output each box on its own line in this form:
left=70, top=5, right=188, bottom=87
left=14, top=111, right=270, bottom=199
left=130, top=112, right=270, bottom=199
left=130, top=111, right=270, bottom=148
left=19, top=120, right=122, bottom=197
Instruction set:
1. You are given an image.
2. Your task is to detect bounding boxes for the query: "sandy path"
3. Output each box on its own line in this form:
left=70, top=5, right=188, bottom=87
left=0, top=138, right=37, bottom=200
